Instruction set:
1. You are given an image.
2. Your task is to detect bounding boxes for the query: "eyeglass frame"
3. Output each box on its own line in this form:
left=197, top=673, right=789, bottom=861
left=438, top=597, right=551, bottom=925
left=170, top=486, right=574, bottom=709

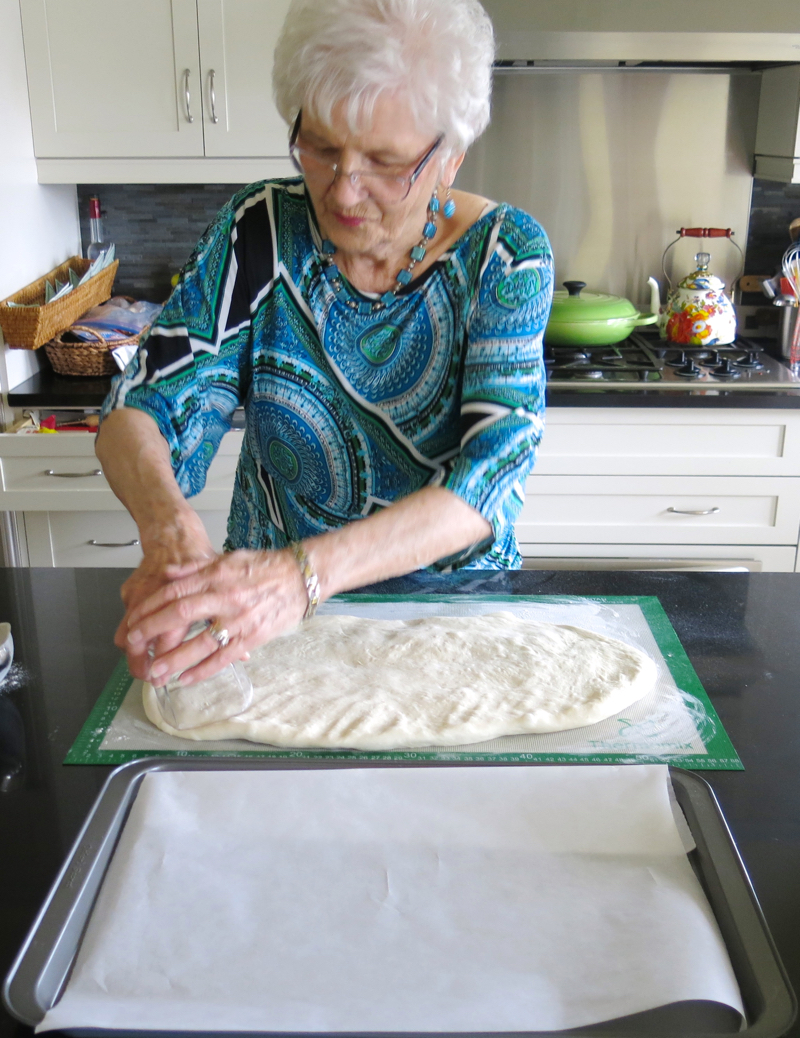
left=288, top=110, right=444, bottom=202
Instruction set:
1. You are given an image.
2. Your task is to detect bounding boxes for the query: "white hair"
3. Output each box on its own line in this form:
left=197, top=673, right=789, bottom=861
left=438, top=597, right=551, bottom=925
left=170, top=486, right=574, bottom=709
left=272, top=0, right=495, bottom=155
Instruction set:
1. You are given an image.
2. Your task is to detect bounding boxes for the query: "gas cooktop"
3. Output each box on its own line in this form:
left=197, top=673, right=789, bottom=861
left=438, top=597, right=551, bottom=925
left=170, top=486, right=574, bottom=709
left=545, top=332, right=800, bottom=390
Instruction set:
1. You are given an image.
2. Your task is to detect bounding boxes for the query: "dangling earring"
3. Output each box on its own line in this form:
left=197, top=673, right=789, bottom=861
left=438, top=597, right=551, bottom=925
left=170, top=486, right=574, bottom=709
left=443, top=186, right=456, bottom=219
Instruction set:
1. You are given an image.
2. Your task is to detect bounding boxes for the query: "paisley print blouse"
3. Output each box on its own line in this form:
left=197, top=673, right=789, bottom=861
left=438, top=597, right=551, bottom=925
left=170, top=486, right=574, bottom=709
left=102, top=179, right=553, bottom=570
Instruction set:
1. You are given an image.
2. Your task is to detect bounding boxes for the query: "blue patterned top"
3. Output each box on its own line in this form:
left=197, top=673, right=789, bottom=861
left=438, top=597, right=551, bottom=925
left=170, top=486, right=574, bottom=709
left=102, top=179, right=553, bottom=570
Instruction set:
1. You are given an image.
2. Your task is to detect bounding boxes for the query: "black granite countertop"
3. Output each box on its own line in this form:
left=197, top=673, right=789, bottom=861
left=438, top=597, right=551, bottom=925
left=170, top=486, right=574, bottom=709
left=0, top=568, right=799, bottom=1037
left=9, top=368, right=800, bottom=411
left=6, top=369, right=114, bottom=410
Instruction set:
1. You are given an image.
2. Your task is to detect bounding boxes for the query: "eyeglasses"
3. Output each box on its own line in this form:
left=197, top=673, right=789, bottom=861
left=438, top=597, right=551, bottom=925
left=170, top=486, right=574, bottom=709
left=288, top=111, right=442, bottom=203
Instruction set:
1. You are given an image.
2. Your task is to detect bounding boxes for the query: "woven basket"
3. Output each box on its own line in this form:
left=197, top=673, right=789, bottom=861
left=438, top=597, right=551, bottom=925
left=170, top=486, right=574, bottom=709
left=45, top=325, right=138, bottom=378
left=0, top=257, right=119, bottom=349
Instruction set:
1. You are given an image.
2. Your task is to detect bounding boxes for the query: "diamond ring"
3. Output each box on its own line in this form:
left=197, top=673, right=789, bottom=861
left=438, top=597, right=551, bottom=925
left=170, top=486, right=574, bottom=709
left=208, top=620, right=230, bottom=648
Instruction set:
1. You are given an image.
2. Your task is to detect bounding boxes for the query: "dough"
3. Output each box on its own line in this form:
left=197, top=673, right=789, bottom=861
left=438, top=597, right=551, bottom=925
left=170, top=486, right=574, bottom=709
left=143, top=612, right=657, bottom=750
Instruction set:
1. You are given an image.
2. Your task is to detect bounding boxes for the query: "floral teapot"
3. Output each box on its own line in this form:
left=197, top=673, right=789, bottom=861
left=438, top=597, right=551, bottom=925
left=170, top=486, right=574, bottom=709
left=655, top=227, right=743, bottom=346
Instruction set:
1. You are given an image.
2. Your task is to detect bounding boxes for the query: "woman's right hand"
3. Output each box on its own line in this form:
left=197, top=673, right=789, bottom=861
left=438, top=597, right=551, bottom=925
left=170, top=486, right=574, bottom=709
left=114, top=514, right=217, bottom=680
left=94, top=409, right=220, bottom=680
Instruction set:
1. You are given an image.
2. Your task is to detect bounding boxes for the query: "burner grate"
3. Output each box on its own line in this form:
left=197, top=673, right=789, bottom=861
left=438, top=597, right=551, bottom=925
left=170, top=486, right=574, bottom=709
left=545, top=332, right=800, bottom=389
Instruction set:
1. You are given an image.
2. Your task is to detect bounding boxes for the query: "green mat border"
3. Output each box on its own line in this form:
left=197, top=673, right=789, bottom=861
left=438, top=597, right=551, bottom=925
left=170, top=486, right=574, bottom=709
left=64, top=594, right=742, bottom=769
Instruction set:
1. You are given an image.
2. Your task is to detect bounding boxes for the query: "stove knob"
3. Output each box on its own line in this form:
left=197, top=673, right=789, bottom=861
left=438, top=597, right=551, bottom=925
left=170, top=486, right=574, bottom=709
left=713, top=357, right=736, bottom=376
left=677, top=358, right=701, bottom=376
left=708, top=350, right=721, bottom=366
left=739, top=350, right=763, bottom=369
left=667, top=350, right=688, bottom=367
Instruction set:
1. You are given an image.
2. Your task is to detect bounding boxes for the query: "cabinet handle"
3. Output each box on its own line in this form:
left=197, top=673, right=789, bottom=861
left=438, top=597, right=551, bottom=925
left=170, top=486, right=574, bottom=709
left=183, top=68, right=194, bottom=123
left=44, top=469, right=102, bottom=478
left=667, top=506, right=720, bottom=516
left=208, top=69, right=219, bottom=123
left=88, top=539, right=140, bottom=548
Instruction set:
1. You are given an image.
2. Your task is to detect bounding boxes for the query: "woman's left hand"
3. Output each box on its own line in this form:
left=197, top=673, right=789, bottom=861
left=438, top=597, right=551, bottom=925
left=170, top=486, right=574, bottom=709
left=125, top=548, right=309, bottom=685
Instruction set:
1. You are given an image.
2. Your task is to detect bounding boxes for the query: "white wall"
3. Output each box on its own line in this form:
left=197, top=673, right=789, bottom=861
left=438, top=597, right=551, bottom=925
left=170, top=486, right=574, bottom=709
left=0, top=0, right=80, bottom=402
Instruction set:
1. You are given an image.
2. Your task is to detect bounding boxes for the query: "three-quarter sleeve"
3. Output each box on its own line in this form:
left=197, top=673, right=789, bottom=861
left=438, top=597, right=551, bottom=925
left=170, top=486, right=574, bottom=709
left=434, top=210, right=553, bottom=568
left=101, top=193, right=255, bottom=498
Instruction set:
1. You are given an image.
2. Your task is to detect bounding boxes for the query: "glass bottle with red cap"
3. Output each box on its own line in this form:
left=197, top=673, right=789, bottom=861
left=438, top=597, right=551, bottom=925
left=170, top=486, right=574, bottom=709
left=86, top=196, right=113, bottom=263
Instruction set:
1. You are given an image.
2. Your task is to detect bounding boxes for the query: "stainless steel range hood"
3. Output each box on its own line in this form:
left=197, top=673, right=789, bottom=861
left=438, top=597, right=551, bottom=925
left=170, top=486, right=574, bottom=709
left=481, top=0, right=800, bottom=64
left=479, top=2, right=800, bottom=182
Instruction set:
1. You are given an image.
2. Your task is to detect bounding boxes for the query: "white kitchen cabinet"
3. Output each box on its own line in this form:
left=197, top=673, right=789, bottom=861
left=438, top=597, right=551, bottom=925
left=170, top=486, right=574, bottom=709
left=0, top=430, right=241, bottom=511
left=19, top=0, right=293, bottom=175
left=523, top=407, right=800, bottom=570
left=23, top=509, right=230, bottom=566
left=5, top=410, right=800, bottom=571
left=196, top=0, right=291, bottom=159
left=534, top=410, right=800, bottom=477
left=518, top=475, right=800, bottom=546
left=19, top=0, right=205, bottom=159
left=0, top=429, right=242, bottom=566
left=521, top=544, right=797, bottom=572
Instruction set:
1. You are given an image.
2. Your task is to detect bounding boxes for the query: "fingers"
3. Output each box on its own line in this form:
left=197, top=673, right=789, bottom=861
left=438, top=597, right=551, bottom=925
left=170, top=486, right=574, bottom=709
left=162, top=559, right=211, bottom=581
left=126, top=565, right=224, bottom=629
left=126, top=591, right=229, bottom=655
left=117, top=554, right=220, bottom=679
left=125, top=547, right=310, bottom=685
left=147, top=628, right=229, bottom=685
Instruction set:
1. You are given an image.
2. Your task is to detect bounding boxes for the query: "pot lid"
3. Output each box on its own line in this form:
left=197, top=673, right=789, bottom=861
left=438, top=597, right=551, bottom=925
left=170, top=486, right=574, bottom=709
left=548, top=280, right=639, bottom=323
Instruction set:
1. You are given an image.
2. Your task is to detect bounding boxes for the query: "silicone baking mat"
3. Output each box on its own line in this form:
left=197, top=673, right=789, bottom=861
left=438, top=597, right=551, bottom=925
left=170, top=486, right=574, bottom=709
left=64, top=595, right=742, bottom=769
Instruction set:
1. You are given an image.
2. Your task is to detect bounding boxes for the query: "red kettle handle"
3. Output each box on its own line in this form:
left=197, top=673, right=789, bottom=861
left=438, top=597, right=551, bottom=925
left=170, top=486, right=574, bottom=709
left=678, top=227, right=733, bottom=238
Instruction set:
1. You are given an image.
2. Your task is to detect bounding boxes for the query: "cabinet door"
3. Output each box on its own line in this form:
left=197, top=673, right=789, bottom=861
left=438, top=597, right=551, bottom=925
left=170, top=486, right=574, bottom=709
left=20, top=0, right=204, bottom=158
left=197, top=0, right=292, bottom=157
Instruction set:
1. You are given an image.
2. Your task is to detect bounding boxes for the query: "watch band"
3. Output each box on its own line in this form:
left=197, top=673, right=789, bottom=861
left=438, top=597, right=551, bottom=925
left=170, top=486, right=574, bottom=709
left=290, top=541, right=321, bottom=620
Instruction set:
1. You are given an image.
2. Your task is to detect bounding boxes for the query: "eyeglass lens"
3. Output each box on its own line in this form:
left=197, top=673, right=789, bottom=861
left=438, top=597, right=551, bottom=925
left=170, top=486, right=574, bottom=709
left=291, top=148, right=411, bottom=201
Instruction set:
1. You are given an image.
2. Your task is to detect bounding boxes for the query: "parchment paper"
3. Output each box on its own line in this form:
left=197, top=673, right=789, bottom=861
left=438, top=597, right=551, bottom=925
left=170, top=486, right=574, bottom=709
left=38, top=765, right=744, bottom=1034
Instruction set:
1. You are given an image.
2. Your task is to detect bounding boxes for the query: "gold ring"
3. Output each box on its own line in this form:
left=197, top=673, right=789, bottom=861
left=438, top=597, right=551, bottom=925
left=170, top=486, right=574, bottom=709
left=208, top=620, right=230, bottom=648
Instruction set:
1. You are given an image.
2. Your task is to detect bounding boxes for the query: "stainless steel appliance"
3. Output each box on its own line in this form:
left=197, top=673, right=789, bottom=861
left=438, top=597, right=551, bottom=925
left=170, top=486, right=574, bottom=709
left=545, top=331, right=800, bottom=390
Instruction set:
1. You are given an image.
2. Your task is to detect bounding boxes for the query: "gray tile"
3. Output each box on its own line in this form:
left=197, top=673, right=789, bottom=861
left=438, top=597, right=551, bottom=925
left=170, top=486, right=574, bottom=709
left=77, top=184, right=246, bottom=302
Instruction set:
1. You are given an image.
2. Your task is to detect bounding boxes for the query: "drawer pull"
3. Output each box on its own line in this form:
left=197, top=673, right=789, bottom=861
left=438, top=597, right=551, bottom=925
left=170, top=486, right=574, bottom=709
left=667, top=506, right=720, bottom=516
left=88, top=539, right=140, bottom=548
left=44, top=469, right=102, bottom=478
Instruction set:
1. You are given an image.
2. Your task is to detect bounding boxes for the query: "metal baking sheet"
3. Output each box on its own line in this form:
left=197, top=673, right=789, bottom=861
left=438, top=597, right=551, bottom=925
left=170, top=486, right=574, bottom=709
left=3, top=761, right=795, bottom=1038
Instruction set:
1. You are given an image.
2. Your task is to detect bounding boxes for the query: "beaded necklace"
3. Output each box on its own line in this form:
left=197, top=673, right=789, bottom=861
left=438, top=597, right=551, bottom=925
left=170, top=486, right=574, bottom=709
left=318, top=189, right=455, bottom=314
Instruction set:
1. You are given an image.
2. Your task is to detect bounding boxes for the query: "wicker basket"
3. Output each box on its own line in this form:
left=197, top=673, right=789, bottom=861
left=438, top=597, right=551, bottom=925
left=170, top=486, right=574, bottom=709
left=45, top=325, right=139, bottom=378
left=0, top=257, right=119, bottom=349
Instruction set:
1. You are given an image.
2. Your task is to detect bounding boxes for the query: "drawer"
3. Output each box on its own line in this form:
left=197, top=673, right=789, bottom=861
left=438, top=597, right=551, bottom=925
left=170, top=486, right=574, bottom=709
left=519, top=475, right=800, bottom=545
left=24, top=510, right=230, bottom=567
left=0, top=431, right=242, bottom=511
left=537, top=408, right=800, bottom=476
left=518, top=544, right=797, bottom=573
left=2, top=456, right=109, bottom=491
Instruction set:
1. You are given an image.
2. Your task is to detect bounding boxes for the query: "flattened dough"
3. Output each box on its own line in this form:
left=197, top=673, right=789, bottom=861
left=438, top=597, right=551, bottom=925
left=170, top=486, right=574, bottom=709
left=143, top=612, right=657, bottom=750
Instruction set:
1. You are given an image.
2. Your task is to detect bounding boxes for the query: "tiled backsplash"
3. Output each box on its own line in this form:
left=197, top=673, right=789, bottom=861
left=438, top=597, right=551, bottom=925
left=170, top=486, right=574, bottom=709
left=77, top=184, right=245, bottom=303
left=79, top=176, right=800, bottom=304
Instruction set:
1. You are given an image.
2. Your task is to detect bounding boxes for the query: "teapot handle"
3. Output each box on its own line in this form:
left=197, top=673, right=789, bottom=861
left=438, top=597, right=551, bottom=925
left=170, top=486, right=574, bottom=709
left=679, top=227, right=733, bottom=239
left=661, top=229, right=744, bottom=292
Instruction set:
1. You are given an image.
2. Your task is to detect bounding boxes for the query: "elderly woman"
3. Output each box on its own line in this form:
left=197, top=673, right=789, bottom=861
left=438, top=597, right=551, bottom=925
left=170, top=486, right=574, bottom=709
left=97, top=0, right=553, bottom=688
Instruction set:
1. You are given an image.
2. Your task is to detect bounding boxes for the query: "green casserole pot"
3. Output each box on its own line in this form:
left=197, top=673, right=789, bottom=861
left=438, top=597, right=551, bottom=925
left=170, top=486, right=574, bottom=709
left=545, top=281, right=658, bottom=346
